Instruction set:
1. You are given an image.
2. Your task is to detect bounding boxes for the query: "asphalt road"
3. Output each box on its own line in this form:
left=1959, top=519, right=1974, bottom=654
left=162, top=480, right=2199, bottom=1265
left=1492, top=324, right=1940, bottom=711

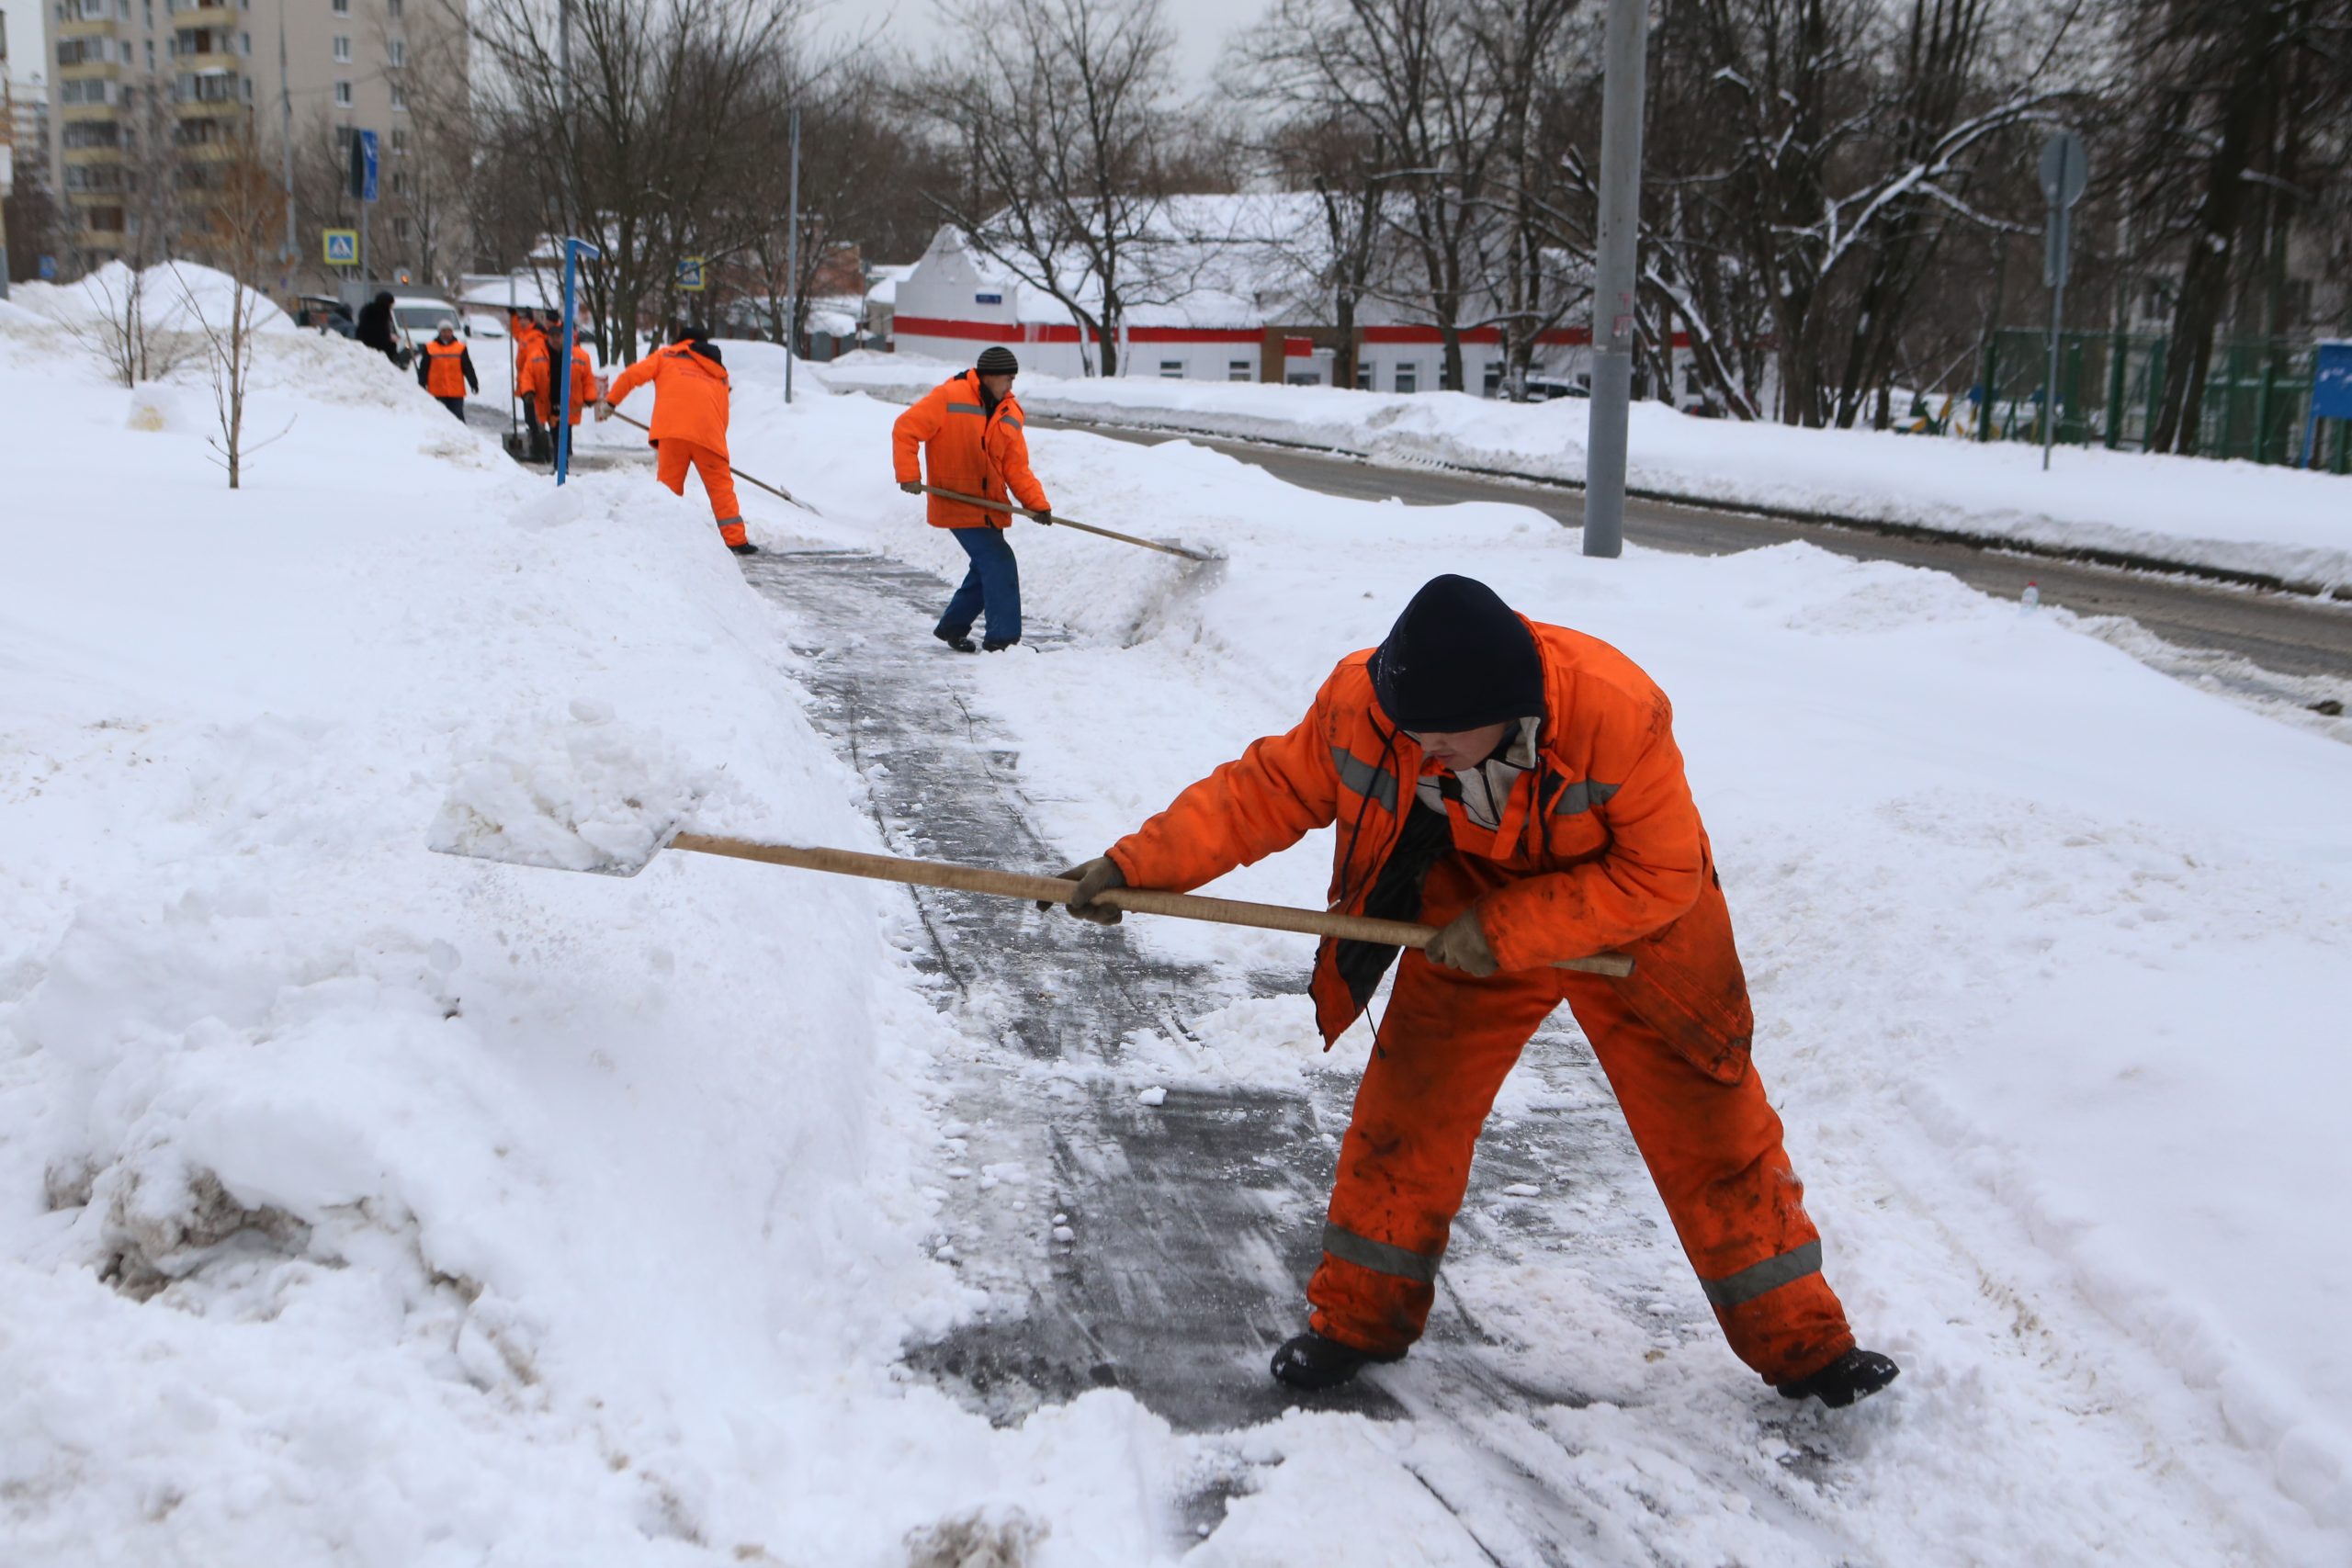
left=1045, top=418, right=2352, bottom=695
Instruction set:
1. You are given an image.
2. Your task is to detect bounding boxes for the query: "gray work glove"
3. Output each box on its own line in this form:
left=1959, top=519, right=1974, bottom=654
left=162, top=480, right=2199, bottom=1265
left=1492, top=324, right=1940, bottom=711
left=899, top=479, right=924, bottom=495
left=1424, top=907, right=1498, bottom=976
left=1028, top=508, right=1054, bottom=525
left=1040, top=857, right=1125, bottom=925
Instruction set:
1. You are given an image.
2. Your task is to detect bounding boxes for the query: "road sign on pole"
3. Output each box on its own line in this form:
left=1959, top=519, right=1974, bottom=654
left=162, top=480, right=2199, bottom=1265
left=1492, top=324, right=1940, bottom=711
left=676, top=256, right=707, bottom=292
left=322, top=230, right=358, bottom=265
left=2038, top=130, right=2089, bottom=472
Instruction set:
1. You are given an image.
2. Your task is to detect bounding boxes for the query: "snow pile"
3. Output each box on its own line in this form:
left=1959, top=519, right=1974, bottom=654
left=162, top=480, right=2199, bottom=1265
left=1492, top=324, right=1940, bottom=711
left=824, top=352, right=2352, bottom=592
left=14, top=259, right=295, bottom=336
left=428, top=696, right=710, bottom=874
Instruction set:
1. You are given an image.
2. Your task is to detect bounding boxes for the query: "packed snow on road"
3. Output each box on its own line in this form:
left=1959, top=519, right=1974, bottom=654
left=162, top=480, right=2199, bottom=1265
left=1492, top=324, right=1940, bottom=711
left=2, top=300, right=2346, bottom=1564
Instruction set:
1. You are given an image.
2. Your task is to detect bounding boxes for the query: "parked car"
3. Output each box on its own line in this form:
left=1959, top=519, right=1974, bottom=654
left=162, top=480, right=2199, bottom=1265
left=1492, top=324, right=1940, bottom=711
left=389, top=295, right=465, bottom=354
left=296, top=296, right=357, bottom=338
left=1522, top=376, right=1590, bottom=402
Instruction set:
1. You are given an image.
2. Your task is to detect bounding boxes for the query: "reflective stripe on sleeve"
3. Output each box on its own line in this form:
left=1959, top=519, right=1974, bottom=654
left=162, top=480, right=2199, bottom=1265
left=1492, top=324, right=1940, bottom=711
left=1699, top=1239, right=1822, bottom=1309
left=1550, top=779, right=1622, bottom=817
left=1330, top=746, right=1398, bottom=813
left=1001, top=414, right=1023, bottom=429
left=946, top=401, right=986, bottom=415
left=1321, top=1221, right=1442, bottom=1284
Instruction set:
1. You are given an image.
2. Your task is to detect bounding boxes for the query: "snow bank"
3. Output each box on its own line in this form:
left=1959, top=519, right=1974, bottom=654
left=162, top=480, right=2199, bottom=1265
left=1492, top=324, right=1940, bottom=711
left=14, top=260, right=294, bottom=336
left=824, top=352, right=2352, bottom=593
left=0, top=312, right=1192, bottom=1563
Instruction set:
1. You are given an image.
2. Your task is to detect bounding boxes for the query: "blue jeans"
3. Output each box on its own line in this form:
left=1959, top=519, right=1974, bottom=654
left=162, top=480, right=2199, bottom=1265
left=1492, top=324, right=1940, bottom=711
left=938, top=525, right=1021, bottom=644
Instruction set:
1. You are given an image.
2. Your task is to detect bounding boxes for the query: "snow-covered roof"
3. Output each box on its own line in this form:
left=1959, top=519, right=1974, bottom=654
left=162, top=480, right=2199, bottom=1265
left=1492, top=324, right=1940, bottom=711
left=865, top=265, right=916, bottom=308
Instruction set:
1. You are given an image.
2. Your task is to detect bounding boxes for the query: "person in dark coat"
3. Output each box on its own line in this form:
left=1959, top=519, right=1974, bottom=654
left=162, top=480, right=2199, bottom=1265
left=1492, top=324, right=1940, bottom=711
left=355, top=290, right=406, bottom=367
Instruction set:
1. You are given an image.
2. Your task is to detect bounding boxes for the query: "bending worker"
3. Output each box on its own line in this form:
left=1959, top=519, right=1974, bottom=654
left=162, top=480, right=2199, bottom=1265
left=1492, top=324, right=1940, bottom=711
left=599, top=326, right=754, bottom=557
left=414, top=317, right=478, bottom=422
left=890, top=344, right=1050, bottom=652
left=1046, top=574, right=1899, bottom=1409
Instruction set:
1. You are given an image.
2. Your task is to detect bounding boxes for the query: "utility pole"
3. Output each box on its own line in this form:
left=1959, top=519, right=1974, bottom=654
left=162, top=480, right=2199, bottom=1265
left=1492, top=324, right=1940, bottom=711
left=278, top=4, right=295, bottom=271
left=784, top=105, right=800, bottom=405
left=1581, top=0, right=1649, bottom=558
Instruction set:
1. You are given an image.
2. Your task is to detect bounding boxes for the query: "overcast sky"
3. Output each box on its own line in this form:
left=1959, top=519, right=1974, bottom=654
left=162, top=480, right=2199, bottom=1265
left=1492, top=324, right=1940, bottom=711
left=6, top=0, right=1272, bottom=92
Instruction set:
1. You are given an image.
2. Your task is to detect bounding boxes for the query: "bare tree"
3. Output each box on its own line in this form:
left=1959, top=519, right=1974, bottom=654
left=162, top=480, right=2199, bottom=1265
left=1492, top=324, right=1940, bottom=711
left=916, top=0, right=1181, bottom=377
left=170, top=126, right=293, bottom=489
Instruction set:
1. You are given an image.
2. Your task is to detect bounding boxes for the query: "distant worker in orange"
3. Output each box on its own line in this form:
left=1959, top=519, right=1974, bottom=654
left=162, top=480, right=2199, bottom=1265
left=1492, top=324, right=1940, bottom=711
left=598, top=324, right=753, bottom=557
left=890, top=344, right=1050, bottom=652
left=512, top=310, right=552, bottom=463
left=414, top=316, right=479, bottom=422
left=1046, top=573, right=1901, bottom=1410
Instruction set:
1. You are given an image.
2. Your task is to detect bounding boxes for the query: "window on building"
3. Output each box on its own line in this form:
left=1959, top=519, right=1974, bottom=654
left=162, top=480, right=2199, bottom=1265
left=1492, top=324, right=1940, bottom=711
left=1482, top=362, right=1504, bottom=396
left=391, top=170, right=408, bottom=195
left=1159, top=359, right=1184, bottom=379
left=334, top=79, right=352, bottom=105
left=1227, top=359, right=1251, bottom=382
left=241, top=30, right=250, bottom=52
left=332, top=0, right=347, bottom=12
left=395, top=217, right=413, bottom=242
left=333, top=34, right=350, bottom=61
left=1395, top=364, right=1418, bottom=394
left=390, top=127, right=409, bottom=153
left=117, top=0, right=129, bottom=18
left=146, top=38, right=155, bottom=65
left=389, top=38, right=403, bottom=65
left=390, top=84, right=407, bottom=110
left=1355, top=362, right=1373, bottom=390
left=241, top=75, right=252, bottom=101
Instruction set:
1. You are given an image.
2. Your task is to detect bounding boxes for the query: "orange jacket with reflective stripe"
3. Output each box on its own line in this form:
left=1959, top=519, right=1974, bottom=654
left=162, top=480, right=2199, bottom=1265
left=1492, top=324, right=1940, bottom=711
left=514, top=326, right=550, bottom=406
left=421, top=337, right=469, bottom=398
left=605, top=341, right=731, bottom=457
left=890, top=370, right=1048, bottom=528
left=556, top=344, right=597, bottom=426
left=1105, top=620, right=1747, bottom=1059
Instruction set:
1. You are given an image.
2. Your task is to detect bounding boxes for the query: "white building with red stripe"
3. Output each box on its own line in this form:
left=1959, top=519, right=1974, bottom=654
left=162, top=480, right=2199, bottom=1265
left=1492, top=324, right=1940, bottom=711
left=889, top=195, right=1685, bottom=397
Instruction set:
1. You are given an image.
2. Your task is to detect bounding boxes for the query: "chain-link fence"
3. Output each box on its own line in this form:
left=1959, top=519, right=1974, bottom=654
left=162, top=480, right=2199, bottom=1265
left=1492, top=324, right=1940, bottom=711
left=1964, top=330, right=2351, bottom=473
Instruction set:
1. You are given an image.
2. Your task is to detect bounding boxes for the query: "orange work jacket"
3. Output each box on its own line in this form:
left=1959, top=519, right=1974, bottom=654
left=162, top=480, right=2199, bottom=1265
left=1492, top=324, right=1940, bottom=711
left=1105, top=620, right=1752, bottom=1072
left=553, top=344, right=597, bottom=426
left=421, top=337, right=469, bottom=399
left=514, top=326, right=550, bottom=411
left=890, top=369, right=1048, bottom=528
left=605, top=341, right=731, bottom=457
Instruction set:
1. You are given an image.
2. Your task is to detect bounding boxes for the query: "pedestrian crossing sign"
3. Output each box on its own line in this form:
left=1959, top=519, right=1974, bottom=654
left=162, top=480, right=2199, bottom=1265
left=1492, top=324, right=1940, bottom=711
left=678, top=256, right=707, bottom=292
left=323, top=230, right=359, bottom=266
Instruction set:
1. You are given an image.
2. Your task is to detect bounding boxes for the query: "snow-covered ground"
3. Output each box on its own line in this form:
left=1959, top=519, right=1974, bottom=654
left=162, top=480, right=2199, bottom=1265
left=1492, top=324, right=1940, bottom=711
left=824, top=352, right=2352, bottom=595
left=4, top=307, right=2347, bottom=1563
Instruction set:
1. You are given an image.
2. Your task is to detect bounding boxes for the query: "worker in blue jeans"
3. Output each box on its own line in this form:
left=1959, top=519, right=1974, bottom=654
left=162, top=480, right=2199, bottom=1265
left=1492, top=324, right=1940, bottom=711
left=891, top=345, right=1052, bottom=652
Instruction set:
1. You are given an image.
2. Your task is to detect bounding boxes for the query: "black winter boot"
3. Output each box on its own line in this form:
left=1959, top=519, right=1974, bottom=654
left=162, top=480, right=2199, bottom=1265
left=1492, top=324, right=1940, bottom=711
left=933, top=628, right=978, bottom=654
left=1270, top=1331, right=1404, bottom=1391
left=982, top=637, right=1020, bottom=652
left=1776, top=1348, right=1900, bottom=1408
left=728, top=541, right=760, bottom=557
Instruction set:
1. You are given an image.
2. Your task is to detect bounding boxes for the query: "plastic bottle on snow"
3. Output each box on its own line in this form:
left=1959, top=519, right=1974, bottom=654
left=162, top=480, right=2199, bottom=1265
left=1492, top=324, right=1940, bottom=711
left=2019, top=581, right=2041, bottom=615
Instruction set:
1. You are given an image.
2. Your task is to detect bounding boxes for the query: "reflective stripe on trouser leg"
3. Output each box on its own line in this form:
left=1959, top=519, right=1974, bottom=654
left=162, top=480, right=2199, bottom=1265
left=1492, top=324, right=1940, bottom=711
left=1565, top=975, right=1855, bottom=1386
left=1307, top=924, right=1560, bottom=1356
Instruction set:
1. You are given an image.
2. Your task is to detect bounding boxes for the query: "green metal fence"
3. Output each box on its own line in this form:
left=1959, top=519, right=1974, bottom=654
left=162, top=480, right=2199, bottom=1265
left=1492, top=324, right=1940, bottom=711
left=1972, top=330, right=2351, bottom=474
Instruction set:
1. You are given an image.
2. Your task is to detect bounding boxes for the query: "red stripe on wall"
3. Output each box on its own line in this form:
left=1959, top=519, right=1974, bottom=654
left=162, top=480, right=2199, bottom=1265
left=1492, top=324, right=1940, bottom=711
left=897, top=316, right=1691, bottom=351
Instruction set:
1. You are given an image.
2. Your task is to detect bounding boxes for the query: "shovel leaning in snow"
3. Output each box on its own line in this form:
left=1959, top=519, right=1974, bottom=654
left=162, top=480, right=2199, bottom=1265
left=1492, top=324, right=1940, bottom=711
left=914, top=484, right=1215, bottom=563
left=602, top=407, right=821, bottom=515
left=442, top=829, right=1633, bottom=976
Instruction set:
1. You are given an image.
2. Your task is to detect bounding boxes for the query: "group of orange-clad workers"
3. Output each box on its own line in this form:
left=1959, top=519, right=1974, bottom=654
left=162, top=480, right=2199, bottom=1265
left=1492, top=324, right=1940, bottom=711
left=500, top=309, right=753, bottom=558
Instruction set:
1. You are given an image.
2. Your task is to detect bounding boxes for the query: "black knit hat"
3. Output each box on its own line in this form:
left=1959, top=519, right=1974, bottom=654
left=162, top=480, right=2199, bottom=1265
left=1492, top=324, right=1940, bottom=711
left=1369, top=575, right=1545, bottom=732
left=977, top=345, right=1020, bottom=376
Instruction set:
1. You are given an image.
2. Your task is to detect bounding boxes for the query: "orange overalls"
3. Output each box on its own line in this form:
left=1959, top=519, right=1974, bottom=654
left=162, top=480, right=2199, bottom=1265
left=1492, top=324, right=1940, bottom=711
left=605, top=340, right=744, bottom=549
left=1105, top=624, right=1856, bottom=1389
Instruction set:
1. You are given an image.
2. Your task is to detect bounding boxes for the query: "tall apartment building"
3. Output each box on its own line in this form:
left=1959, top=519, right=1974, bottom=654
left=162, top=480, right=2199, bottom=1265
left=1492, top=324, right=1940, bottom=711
left=44, top=0, right=464, bottom=278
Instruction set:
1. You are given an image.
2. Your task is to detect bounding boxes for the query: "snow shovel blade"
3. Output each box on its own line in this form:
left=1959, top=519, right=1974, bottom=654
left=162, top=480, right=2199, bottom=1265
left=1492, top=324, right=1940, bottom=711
left=424, top=817, right=686, bottom=878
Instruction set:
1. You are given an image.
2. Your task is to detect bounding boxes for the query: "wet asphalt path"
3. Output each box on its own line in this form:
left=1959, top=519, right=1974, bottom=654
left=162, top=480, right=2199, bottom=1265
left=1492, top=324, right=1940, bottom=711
left=1037, top=417, right=2352, bottom=701
left=737, top=546, right=1883, bottom=1562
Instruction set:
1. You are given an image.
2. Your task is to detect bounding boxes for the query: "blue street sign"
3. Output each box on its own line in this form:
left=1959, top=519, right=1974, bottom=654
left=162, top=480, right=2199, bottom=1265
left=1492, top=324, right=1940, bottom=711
left=38, top=255, right=57, bottom=280
left=975, top=291, right=1002, bottom=305
left=359, top=130, right=379, bottom=204
left=2300, top=341, right=2352, bottom=468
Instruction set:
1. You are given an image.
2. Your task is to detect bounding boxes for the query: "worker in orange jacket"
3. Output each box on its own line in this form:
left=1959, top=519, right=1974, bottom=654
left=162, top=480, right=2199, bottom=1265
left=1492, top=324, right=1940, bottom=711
left=413, top=316, right=478, bottom=421
left=598, top=327, right=753, bottom=557
left=512, top=310, right=551, bottom=463
left=1046, top=574, right=1899, bottom=1409
left=890, top=344, right=1050, bottom=652
left=548, top=336, right=597, bottom=429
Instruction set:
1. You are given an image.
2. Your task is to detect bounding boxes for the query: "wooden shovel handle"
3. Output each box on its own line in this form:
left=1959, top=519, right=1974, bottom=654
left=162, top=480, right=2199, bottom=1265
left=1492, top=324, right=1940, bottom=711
left=915, top=484, right=1212, bottom=562
left=606, top=407, right=817, bottom=513
left=668, top=834, right=1634, bottom=977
